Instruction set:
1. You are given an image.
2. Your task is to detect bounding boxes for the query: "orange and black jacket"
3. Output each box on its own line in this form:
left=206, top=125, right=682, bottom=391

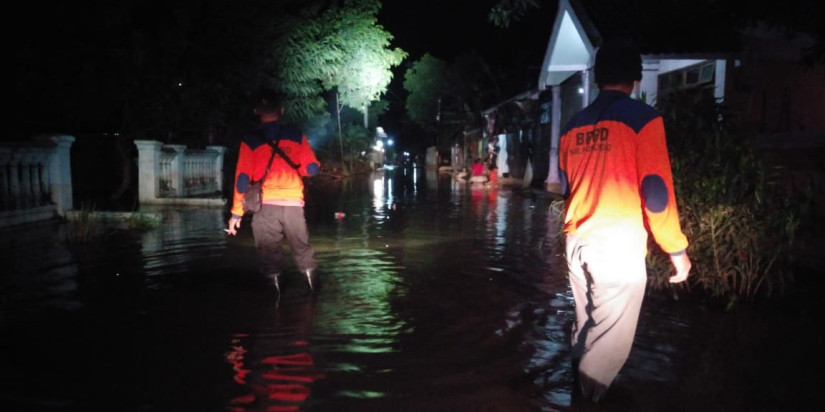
left=230, top=121, right=320, bottom=217
left=559, top=90, right=688, bottom=255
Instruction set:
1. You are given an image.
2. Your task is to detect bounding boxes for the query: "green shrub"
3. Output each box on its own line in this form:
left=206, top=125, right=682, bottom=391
left=646, top=94, right=811, bottom=302
left=68, top=200, right=102, bottom=242
left=126, top=212, right=161, bottom=230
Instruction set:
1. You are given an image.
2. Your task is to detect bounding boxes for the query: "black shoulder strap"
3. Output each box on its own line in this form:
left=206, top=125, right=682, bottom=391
left=267, top=140, right=300, bottom=170
left=255, top=125, right=300, bottom=172
left=254, top=150, right=278, bottom=184
left=253, top=127, right=279, bottom=183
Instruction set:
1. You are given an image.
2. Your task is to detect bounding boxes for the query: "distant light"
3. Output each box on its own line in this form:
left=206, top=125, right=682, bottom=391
left=578, top=87, right=584, bottom=94
left=178, top=82, right=184, bottom=87
left=387, top=139, right=394, bottom=146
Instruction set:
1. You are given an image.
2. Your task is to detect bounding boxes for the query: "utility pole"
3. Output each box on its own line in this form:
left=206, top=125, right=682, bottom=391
left=436, top=97, right=441, bottom=147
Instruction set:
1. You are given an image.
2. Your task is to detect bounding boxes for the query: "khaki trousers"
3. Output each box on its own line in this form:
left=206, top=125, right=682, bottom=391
left=565, top=232, right=647, bottom=401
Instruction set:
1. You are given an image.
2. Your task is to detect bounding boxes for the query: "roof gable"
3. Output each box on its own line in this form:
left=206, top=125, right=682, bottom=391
left=538, top=0, right=596, bottom=88
left=540, top=0, right=744, bottom=88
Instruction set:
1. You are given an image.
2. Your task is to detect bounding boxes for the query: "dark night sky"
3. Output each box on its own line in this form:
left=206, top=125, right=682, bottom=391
left=9, top=0, right=559, bottom=140
left=379, top=0, right=556, bottom=63
left=379, top=0, right=557, bottom=75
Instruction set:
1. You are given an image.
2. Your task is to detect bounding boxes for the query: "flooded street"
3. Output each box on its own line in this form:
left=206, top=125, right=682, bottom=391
left=1, top=166, right=821, bottom=411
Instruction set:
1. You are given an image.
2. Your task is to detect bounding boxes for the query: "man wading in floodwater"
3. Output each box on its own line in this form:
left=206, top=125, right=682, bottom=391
left=558, top=37, right=692, bottom=403
left=226, top=90, right=321, bottom=296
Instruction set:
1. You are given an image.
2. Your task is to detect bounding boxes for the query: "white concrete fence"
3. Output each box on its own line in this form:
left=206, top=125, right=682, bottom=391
left=0, top=135, right=75, bottom=228
left=134, top=140, right=227, bottom=206
left=0, top=136, right=228, bottom=228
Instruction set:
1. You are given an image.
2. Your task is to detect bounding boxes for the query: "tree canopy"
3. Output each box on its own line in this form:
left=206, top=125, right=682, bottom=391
left=402, top=53, right=449, bottom=132
left=488, top=0, right=540, bottom=28
left=403, top=51, right=507, bottom=148
left=271, top=0, right=407, bottom=126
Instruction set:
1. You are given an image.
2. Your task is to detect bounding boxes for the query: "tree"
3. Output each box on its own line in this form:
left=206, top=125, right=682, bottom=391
left=402, top=54, right=449, bottom=137
left=488, top=0, right=539, bottom=28
left=403, top=52, right=504, bottom=151
left=271, top=0, right=406, bottom=171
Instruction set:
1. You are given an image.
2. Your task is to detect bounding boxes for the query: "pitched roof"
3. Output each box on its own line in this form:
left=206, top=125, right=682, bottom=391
left=539, top=0, right=746, bottom=88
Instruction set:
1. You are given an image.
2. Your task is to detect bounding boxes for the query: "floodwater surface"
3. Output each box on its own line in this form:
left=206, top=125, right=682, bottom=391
left=1, top=167, right=820, bottom=411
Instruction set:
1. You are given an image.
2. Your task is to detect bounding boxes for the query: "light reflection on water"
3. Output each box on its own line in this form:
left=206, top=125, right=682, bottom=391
left=1, top=166, right=728, bottom=412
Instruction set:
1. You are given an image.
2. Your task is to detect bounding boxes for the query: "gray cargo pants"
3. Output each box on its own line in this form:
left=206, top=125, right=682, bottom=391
left=251, top=204, right=317, bottom=276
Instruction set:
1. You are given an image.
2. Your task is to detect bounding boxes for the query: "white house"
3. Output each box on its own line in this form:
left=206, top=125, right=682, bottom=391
left=538, top=0, right=736, bottom=189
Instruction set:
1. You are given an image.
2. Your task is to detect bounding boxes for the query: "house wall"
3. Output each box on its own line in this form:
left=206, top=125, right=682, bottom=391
left=725, top=29, right=825, bottom=221
left=560, top=73, right=586, bottom=128
left=724, top=26, right=824, bottom=134
left=641, top=59, right=727, bottom=106
left=726, top=59, right=825, bottom=134
left=534, top=91, right=554, bottom=187
left=657, top=59, right=706, bottom=73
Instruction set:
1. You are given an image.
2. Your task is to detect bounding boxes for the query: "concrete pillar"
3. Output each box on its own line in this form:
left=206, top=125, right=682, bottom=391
left=497, top=133, right=508, bottom=176
left=36, top=135, right=75, bottom=215
left=546, top=85, right=562, bottom=187
left=135, top=140, right=163, bottom=203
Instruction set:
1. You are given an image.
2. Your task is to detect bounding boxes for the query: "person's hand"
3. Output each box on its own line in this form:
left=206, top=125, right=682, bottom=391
left=668, top=252, right=691, bottom=283
left=227, top=215, right=242, bottom=236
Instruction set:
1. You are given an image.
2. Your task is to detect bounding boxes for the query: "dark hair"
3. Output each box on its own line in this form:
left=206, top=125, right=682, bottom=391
left=254, top=89, right=285, bottom=115
left=594, top=37, right=642, bottom=86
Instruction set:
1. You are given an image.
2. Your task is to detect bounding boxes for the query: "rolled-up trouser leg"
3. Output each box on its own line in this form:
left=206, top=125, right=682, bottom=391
left=282, top=205, right=317, bottom=272
left=252, top=205, right=285, bottom=275
left=566, top=233, right=647, bottom=400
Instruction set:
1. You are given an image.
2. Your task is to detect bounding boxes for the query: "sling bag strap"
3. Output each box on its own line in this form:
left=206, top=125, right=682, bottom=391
left=266, top=140, right=301, bottom=170
left=251, top=126, right=283, bottom=184
left=253, top=146, right=278, bottom=185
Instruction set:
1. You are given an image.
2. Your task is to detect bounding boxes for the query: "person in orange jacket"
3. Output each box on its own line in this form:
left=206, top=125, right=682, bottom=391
left=226, top=90, right=321, bottom=294
left=558, top=38, right=692, bottom=403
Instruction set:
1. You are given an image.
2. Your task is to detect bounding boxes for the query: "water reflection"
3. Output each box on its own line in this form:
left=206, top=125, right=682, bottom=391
left=5, top=166, right=810, bottom=411
left=0, top=221, right=81, bottom=316
left=225, top=296, right=321, bottom=412
left=0, top=167, right=583, bottom=411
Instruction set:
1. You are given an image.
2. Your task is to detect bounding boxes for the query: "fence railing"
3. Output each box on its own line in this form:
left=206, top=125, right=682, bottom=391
left=134, top=140, right=226, bottom=206
left=1, top=136, right=227, bottom=228
left=0, top=135, right=75, bottom=228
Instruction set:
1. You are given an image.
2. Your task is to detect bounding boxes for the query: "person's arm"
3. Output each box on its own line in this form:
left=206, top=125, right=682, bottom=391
left=297, top=134, right=320, bottom=177
left=636, top=116, right=691, bottom=282
left=227, top=142, right=254, bottom=235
